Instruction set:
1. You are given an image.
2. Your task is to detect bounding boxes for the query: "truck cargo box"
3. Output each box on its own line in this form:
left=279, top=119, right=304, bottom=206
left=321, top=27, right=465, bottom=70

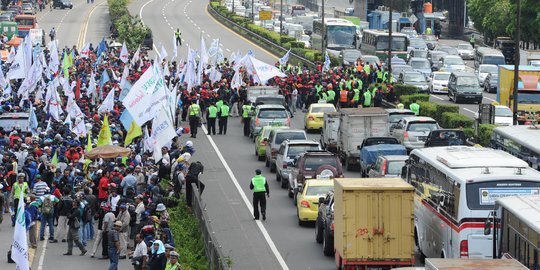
left=334, top=178, right=415, bottom=268
left=320, top=111, right=340, bottom=151
left=425, top=258, right=527, bottom=270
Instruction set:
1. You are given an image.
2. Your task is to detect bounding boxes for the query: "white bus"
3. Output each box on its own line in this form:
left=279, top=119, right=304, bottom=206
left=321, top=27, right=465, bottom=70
left=404, top=146, right=540, bottom=260
left=490, top=195, right=540, bottom=268
left=313, top=18, right=357, bottom=56
left=491, top=125, right=540, bottom=171
left=360, top=29, right=409, bottom=61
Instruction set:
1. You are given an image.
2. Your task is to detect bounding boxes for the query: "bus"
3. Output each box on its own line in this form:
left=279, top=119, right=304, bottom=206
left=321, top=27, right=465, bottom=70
left=491, top=125, right=540, bottom=171
left=404, top=146, right=540, bottom=260
left=14, top=14, right=37, bottom=38
left=490, top=195, right=540, bottom=268
left=360, top=29, right=409, bottom=61
left=313, top=18, right=357, bottom=56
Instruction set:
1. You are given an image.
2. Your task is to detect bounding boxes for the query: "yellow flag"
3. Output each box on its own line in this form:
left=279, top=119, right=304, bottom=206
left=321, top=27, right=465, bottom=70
left=85, top=133, right=93, bottom=152
left=124, top=120, right=142, bottom=146
left=51, top=151, right=58, bottom=166
left=97, top=115, right=112, bottom=146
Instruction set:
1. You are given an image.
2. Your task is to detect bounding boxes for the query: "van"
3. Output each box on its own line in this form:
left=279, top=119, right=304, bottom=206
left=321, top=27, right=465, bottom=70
left=0, top=21, right=18, bottom=40
left=0, top=112, right=29, bottom=132
left=447, top=72, right=483, bottom=104
left=142, top=30, right=153, bottom=50
left=474, top=47, right=505, bottom=69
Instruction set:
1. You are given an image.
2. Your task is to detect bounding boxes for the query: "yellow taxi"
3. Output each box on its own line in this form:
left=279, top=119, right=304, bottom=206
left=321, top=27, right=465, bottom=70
left=296, top=179, right=334, bottom=226
left=304, top=103, right=336, bottom=131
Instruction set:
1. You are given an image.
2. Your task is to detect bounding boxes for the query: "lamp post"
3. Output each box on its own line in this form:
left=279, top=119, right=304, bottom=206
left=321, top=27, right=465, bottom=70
left=252, top=0, right=254, bottom=22
left=322, top=0, right=325, bottom=52
left=387, top=0, right=393, bottom=75
left=512, top=0, right=521, bottom=125
left=280, top=0, right=283, bottom=36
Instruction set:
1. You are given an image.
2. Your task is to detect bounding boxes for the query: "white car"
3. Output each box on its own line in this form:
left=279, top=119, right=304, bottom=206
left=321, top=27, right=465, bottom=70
left=429, top=72, right=451, bottom=94
left=457, top=43, right=475, bottom=60
left=439, top=55, right=466, bottom=72
left=494, top=105, right=514, bottom=126
left=298, top=34, right=311, bottom=48
left=275, top=140, right=321, bottom=188
left=476, top=64, right=498, bottom=87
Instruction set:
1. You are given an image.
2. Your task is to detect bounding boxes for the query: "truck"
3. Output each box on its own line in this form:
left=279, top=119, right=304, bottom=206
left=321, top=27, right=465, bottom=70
left=29, top=28, right=45, bottom=46
left=497, top=65, right=540, bottom=124
left=493, top=37, right=516, bottom=65
left=526, top=50, right=540, bottom=67
left=425, top=258, right=526, bottom=270
left=292, top=15, right=313, bottom=35
left=0, top=112, right=30, bottom=132
left=320, top=112, right=340, bottom=152
left=337, top=107, right=389, bottom=170
left=14, top=14, right=38, bottom=38
left=333, top=178, right=415, bottom=269
left=358, top=137, right=404, bottom=177
left=246, top=86, right=280, bottom=104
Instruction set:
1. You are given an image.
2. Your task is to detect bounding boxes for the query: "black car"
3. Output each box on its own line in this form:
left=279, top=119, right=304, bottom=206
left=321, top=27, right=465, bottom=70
left=424, top=129, right=467, bottom=147
left=142, top=30, right=153, bottom=50
left=483, top=73, right=498, bottom=93
left=315, top=190, right=334, bottom=256
left=53, top=0, right=73, bottom=9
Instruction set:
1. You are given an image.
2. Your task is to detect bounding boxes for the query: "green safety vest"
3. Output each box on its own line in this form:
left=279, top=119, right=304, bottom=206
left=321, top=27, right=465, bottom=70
left=175, top=31, right=181, bottom=38
left=216, top=100, right=223, bottom=112
left=383, top=71, right=389, bottom=82
left=410, top=103, right=420, bottom=115
left=327, top=90, right=335, bottom=101
left=13, top=182, right=29, bottom=199
left=363, top=91, right=372, bottom=106
left=321, top=92, right=328, bottom=101
left=189, top=104, right=200, bottom=116
left=346, top=80, right=352, bottom=90
left=376, top=70, right=383, bottom=80
left=252, top=175, right=266, bottom=193
left=470, top=35, right=475, bottom=43
left=315, top=85, right=323, bottom=93
left=357, top=79, right=363, bottom=90
left=220, top=105, right=230, bottom=117
left=353, top=89, right=360, bottom=101
left=242, top=105, right=252, bottom=118
left=364, top=65, right=371, bottom=75
left=208, top=105, right=218, bottom=118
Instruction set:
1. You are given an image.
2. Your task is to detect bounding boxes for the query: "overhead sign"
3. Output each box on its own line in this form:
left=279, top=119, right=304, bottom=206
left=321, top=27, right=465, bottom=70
left=259, top=10, right=272, bottom=20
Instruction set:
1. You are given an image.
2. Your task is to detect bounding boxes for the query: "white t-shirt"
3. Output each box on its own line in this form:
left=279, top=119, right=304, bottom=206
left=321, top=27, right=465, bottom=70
left=103, top=212, right=115, bottom=231
left=109, top=195, right=120, bottom=211
left=133, top=240, right=148, bottom=258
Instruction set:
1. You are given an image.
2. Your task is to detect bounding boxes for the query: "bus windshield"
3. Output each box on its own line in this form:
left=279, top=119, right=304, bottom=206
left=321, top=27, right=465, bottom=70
left=518, top=91, right=540, bottom=104
left=483, top=56, right=505, bottom=65
left=466, top=180, right=540, bottom=209
left=376, top=36, right=407, bottom=51
left=326, top=25, right=356, bottom=48
left=15, top=18, right=34, bottom=26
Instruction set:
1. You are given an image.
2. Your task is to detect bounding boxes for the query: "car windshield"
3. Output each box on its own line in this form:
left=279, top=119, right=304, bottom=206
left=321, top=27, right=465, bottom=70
left=287, top=144, right=320, bottom=157
left=458, top=44, right=473, bottom=50
left=15, top=18, right=34, bottom=26
left=407, top=122, right=438, bottom=132
left=405, top=73, right=425, bottom=82
left=387, top=160, right=406, bottom=175
left=445, top=57, right=464, bottom=65
left=479, top=65, right=498, bottom=74
left=258, top=109, right=288, bottom=118
left=392, top=65, right=412, bottom=75
left=389, top=113, right=415, bottom=123
left=457, top=76, right=479, bottom=86
left=409, top=38, right=426, bottom=48
left=433, top=73, right=450, bottom=81
left=303, top=156, right=338, bottom=171
left=518, top=91, right=540, bottom=104
left=483, top=56, right=505, bottom=66
left=376, top=36, right=407, bottom=51
left=306, top=185, right=333, bottom=196
left=411, top=60, right=430, bottom=69
left=311, top=106, right=335, bottom=113
left=275, top=132, right=306, bottom=145
left=413, top=50, right=428, bottom=58
left=495, top=107, right=513, bottom=117
left=489, top=75, right=499, bottom=83
left=440, top=47, right=458, bottom=55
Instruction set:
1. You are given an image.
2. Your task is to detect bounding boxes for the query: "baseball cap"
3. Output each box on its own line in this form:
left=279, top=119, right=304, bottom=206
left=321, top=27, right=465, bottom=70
left=170, top=251, right=179, bottom=257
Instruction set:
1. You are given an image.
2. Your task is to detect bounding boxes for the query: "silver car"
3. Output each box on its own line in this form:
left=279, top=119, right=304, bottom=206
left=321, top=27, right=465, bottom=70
left=275, top=140, right=321, bottom=188
left=476, top=64, right=498, bottom=87
left=392, top=117, right=441, bottom=151
left=368, top=155, right=408, bottom=178
left=457, top=43, right=475, bottom=60
left=250, top=104, right=291, bottom=138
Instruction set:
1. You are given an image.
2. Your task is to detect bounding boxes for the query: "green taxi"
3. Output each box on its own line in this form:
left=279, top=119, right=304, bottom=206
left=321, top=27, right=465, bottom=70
left=255, top=125, right=288, bottom=161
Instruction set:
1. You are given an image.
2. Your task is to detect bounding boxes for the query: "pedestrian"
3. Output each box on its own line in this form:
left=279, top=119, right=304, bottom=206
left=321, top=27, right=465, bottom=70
left=11, top=173, right=29, bottom=226
left=187, top=100, right=201, bottom=138
left=249, top=169, right=269, bottom=220
left=362, top=89, right=372, bottom=108
left=91, top=202, right=113, bottom=258
left=49, top=27, right=56, bottom=42
left=134, top=195, right=146, bottom=239
left=147, top=240, right=167, bottom=270
left=130, top=233, right=148, bottom=270
left=185, top=161, right=204, bottom=207
left=410, top=99, right=420, bottom=116
left=32, top=175, right=48, bottom=197
left=470, top=34, right=476, bottom=48
left=241, top=102, right=253, bottom=137
left=116, top=203, right=131, bottom=259
left=218, top=101, right=229, bottom=135
left=26, top=195, right=40, bottom=248
left=56, top=187, right=72, bottom=242
left=107, top=221, right=122, bottom=270
left=206, top=102, right=217, bottom=135
left=64, top=200, right=87, bottom=256
left=175, top=28, right=182, bottom=46
left=39, top=187, right=59, bottom=243
left=165, top=251, right=183, bottom=270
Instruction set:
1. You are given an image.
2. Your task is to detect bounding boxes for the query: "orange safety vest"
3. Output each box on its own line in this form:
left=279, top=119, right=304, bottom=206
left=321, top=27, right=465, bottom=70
left=340, top=90, right=348, bottom=102
left=356, top=63, right=363, bottom=72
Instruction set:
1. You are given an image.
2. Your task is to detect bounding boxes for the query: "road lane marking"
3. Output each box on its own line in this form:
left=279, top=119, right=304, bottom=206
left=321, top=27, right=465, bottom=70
left=78, top=0, right=106, bottom=48
left=430, top=94, right=444, bottom=100
left=462, top=107, right=477, bottom=115
left=200, top=124, right=290, bottom=270
left=36, top=229, right=49, bottom=270
left=484, top=96, right=497, bottom=102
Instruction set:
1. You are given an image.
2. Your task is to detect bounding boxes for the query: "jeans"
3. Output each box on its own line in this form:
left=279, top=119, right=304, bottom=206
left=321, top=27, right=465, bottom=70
left=67, top=227, right=86, bottom=254
left=79, top=221, right=88, bottom=245
left=40, top=214, right=54, bottom=239
left=108, top=248, right=119, bottom=270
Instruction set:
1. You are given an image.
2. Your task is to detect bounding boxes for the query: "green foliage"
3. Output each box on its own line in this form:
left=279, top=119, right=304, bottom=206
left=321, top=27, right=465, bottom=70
left=108, top=0, right=148, bottom=50
left=441, top=112, right=475, bottom=129
left=478, top=124, right=497, bottom=146
left=394, top=84, right=418, bottom=99
left=399, top=94, right=430, bottom=108
left=432, top=104, right=459, bottom=123
left=463, top=127, right=475, bottom=139
left=417, top=101, right=437, bottom=118
left=280, top=36, right=296, bottom=44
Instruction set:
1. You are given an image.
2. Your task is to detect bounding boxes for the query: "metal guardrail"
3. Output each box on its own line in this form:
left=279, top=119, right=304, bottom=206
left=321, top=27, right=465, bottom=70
left=191, top=183, right=231, bottom=270
left=207, top=2, right=316, bottom=67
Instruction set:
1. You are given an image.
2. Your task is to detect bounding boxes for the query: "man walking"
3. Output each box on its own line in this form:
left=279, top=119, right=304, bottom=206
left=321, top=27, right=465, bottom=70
left=206, top=102, right=217, bottom=135
left=39, top=187, right=59, bottom=243
left=187, top=100, right=201, bottom=138
left=56, top=187, right=72, bottom=242
left=65, top=200, right=87, bottom=256
left=218, top=101, right=230, bottom=135
left=108, top=221, right=122, bottom=270
left=249, top=169, right=269, bottom=220
left=242, top=102, right=252, bottom=137
left=116, top=204, right=131, bottom=259
left=130, top=233, right=148, bottom=270
left=175, top=28, right=182, bottom=46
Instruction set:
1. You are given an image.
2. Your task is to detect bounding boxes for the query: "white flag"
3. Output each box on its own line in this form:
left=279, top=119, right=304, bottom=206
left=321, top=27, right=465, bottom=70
left=98, top=87, right=115, bottom=114
left=11, top=192, right=30, bottom=270
left=119, top=65, right=129, bottom=90
left=249, top=56, right=286, bottom=82
left=172, top=33, right=178, bottom=60
left=131, top=46, right=140, bottom=66
left=0, top=62, right=7, bottom=89
left=7, top=46, right=15, bottom=64
left=7, top=46, right=26, bottom=80
left=122, top=64, right=166, bottom=125
left=119, top=42, right=129, bottom=63
left=80, top=43, right=91, bottom=59
left=160, top=44, right=168, bottom=61
left=64, top=112, right=73, bottom=130
left=151, top=106, right=177, bottom=161
left=48, top=41, right=60, bottom=75
left=279, top=49, right=290, bottom=66
left=72, top=118, right=87, bottom=137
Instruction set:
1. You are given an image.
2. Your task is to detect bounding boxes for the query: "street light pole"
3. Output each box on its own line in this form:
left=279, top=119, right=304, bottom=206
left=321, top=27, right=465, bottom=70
left=387, top=0, right=393, bottom=75
left=280, top=0, right=283, bottom=36
left=512, top=0, right=521, bottom=125
left=252, top=0, right=254, bottom=22
left=322, top=0, right=325, bottom=52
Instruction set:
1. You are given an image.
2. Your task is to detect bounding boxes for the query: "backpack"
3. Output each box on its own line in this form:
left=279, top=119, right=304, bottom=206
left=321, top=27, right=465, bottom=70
left=82, top=201, right=92, bottom=223
left=42, top=195, right=54, bottom=216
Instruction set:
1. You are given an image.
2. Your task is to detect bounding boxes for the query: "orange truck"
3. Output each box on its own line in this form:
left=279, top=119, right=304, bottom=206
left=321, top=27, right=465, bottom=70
left=14, top=14, right=37, bottom=38
left=497, top=65, right=540, bottom=123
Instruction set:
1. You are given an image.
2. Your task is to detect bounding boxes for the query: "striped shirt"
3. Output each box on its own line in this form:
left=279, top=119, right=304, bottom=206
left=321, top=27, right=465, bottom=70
left=33, top=181, right=49, bottom=197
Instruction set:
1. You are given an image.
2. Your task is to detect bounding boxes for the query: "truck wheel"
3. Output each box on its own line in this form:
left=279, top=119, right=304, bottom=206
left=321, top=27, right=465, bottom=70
left=323, top=227, right=334, bottom=256
left=315, top=218, right=323, bottom=243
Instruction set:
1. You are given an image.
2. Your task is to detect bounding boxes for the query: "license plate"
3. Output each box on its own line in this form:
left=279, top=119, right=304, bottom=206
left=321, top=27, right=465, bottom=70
left=418, top=136, right=427, bottom=141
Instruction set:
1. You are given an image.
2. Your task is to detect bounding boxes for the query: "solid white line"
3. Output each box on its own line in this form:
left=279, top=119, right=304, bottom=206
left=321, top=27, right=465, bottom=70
left=37, top=231, right=49, bottom=270
left=139, top=0, right=161, bottom=57
left=430, top=94, right=444, bottom=100
left=80, top=1, right=106, bottom=48
left=484, top=96, right=496, bottom=102
left=200, top=126, right=290, bottom=270
left=463, top=107, right=477, bottom=115
left=226, top=48, right=231, bottom=52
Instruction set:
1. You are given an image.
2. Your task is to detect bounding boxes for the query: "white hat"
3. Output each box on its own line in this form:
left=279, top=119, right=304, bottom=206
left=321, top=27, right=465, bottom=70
left=185, top=141, right=193, bottom=147
left=156, top=203, right=166, bottom=212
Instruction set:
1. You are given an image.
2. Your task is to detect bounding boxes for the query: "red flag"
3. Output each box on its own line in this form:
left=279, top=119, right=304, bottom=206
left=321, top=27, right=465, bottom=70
left=75, top=78, right=81, bottom=100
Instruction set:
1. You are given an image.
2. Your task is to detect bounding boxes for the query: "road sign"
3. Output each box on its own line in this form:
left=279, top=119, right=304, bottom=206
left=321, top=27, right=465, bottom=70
left=409, top=14, right=418, bottom=25
left=259, top=11, right=272, bottom=21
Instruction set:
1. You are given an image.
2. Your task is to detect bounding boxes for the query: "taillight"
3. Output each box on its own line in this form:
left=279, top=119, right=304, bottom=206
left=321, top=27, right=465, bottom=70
left=300, top=200, right=310, bottom=208
left=331, top=221, right=335, bottom=231
left=404, top=132, right=409, bottom=140
left=282, top=162, right=287, bottom=169
left=381, top=160, right=387, bottom=175
left=308, top=116, right=315, bottom=121
left=255, top=118, right=260, bottom=125
left=460, top=240, right=469, bottom=258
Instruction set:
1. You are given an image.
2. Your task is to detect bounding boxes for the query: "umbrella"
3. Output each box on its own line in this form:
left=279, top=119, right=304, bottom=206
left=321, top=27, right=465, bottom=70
left=85, top=145, right=131, bottom=159
left=6, top=37, right=22, bottom=47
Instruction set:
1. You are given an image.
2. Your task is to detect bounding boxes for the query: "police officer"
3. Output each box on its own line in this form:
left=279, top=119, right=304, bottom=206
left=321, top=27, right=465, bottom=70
left=175, top=28, right=182, bottom=46
left=249, top=169, right=269, bottom=220
left=409, top=100, right=420, bottom=116
left=218, top=101, right=230, bottom=135
left=188, top=100, right=201, bottom=138
left=206, top=102, right=217, bottom=135
left=242, top=102, right=253, bottom=137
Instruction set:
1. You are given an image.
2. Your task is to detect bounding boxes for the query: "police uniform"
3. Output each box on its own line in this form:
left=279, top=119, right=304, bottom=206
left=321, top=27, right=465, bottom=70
left=206, top=104, right=217, bottom=135
left=242, top=103, right=253, bottom=137
left=188, top=102, right=201, bottom=138
left=249, top=170, right=269, bottom=220
left=218, top=103, right=230, bottom=135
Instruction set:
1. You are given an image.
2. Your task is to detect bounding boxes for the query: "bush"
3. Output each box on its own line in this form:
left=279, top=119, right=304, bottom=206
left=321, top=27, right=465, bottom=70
left=394, top=84, right=418, bottom=99
left=399, top=94, right=430, bottom=108
left=478, top=124, right=496, bottom=146
left=431, top=104, right=459, bottom=124
left=441, top=112, right=474, bottom=129
left=417, top=101, right=437, bottom=118
left=463, top=127, right=475, bottom=139
left=108, top=0, right=148, bottom=50
left=280, top=36, right=295, bottom=44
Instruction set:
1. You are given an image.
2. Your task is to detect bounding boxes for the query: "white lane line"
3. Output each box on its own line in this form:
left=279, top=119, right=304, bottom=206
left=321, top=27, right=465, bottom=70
left=37, top=231, right=49, bottom=270
left=200, top=125, right=290, bottom=270
left=226, top=48, right=231, bottom=52
left=484, top=96, right=497, bottom=102
left=206, top=34, right=210, bottom=38
left=430, top=94, right=444, bottom=101
left=463, top=107, right=477, bottom=115
left=139, top=0, right=161, bottom=57
left=79, top=0, right=107, bottom=48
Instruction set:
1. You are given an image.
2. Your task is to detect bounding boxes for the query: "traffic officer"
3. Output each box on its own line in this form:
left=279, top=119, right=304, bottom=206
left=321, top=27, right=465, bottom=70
left=175, top=28, right=182, bottom=46
left=362, top=89, right=372, bottom=107
left=218, top=101, right=230, bottom=135
left=409, top=100, right=420, bottom=115
left=339, top=88, right=349, bottom=108
left=206, top=102, right=217, bottom=135
left=249, top=169, right=269, bottom=221
left=352, top=87, right=360, bottom=108
left=242, top=102, right=253, bottom=137
left=470, top=34, right=476, bottom=48
left=188, top=100, right=201, bottom=138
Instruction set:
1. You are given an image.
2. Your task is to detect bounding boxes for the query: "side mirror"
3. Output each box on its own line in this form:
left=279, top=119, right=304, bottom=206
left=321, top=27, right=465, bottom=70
left=484, top=219, right=492, bottom=235
left=319, top=197, right=325, bottom=204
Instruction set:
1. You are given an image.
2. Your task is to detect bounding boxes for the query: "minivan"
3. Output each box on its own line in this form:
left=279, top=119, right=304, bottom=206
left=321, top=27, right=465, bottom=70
left=251, top=104, right=291, bottom=137
left=447, top=72, right=483, bottom=104
left=391, top=116, right=441, bottom=151
left=474, top=47, right=505, bottom=69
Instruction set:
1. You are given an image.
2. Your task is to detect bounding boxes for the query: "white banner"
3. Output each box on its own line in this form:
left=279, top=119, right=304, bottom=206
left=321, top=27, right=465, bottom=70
left=98, top=87, right=115, bottom=114
left=249, top=56, right=286, bottom=82
left=7, top=47, right=26, bottom=80
left=11, top=192, right=30, bottom=270
left=151, top=106, right=177, bottom=161
left=119, top=42, right=129, bottom=63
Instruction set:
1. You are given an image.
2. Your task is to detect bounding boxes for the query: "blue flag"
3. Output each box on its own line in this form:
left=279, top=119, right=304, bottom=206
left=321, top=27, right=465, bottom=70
left=96, top=38, right=107, bottom=56
left=99, top=69, right=110, bottom=89
left=324, top=50, right=331, bottom=72
left=119, top=110, right=135, bottom=131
